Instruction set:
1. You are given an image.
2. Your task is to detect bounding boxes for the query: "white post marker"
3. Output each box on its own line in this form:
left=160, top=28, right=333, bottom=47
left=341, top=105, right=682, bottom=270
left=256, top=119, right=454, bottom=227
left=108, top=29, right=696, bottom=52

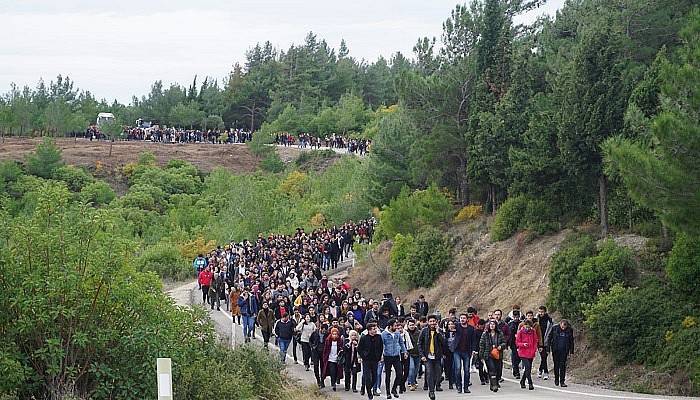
left=157, top=358, right=173, bottom=400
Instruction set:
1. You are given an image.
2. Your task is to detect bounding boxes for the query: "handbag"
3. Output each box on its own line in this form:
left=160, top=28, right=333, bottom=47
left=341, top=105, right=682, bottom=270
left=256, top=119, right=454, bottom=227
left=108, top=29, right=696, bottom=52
left=490, top=347, right=500, bottom=360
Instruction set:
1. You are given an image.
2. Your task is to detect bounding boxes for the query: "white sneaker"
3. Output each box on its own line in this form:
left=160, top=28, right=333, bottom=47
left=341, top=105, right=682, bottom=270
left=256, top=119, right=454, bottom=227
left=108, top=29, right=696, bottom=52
left=543, top=373, right=549, bottom=380
left=537, top=371, right=543, bottom=379
left=470, top=366, right=478, bottom=373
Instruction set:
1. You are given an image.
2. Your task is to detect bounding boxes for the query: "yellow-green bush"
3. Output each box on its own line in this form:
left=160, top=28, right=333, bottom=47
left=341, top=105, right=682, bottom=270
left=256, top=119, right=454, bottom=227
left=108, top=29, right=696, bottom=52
left=454, top=204, right=482, bottom=222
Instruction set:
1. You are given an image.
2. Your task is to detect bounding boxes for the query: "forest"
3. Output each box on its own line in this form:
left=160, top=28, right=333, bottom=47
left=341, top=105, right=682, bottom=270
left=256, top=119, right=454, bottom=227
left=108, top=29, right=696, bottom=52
left=1, top=0, right=699, bottom=398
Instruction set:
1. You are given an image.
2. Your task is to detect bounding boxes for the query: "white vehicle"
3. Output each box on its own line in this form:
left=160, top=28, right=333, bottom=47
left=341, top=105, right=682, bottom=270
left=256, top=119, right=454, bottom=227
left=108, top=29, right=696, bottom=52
left=96, top=112, right=115, bottom=126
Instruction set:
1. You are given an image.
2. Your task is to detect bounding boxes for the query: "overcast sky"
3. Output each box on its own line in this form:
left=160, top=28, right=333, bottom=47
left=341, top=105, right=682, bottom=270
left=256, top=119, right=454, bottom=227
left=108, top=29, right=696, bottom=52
left=0, top=0, right=565, bottom=104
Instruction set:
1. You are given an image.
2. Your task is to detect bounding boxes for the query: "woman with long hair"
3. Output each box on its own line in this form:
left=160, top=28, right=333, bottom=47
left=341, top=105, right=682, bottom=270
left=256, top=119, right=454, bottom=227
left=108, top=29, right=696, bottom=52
left=479, top=320, right=507, bottom=392
left=321, top=327, right=345, bottom=391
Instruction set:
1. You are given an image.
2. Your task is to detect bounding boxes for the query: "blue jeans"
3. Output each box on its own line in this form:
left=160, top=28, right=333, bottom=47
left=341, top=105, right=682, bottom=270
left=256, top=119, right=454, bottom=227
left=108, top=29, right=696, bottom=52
left=242, top=315, right=255, bottom=339
left=407, top=355, right=420, bottom=385
left=374, top=361, right=384, bottom=390
left=453, top=351, right=471, bottom=389
left=279, top=338, right=291, bottom=363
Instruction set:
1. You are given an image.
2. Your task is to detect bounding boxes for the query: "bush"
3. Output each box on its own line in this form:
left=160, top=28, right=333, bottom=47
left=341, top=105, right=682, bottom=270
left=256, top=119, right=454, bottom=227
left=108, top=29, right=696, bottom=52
left=390, top=227, right=452, bottom=288
left=454, top=204, right=482, bottom=223
left=584, top=278, right=698, bottom=379
left=666, top=233, right=700, bottom=302
left=117, top=184, right=168, bottom=211
left=0, top=161, right=23, bottom=183
left=379, top=185, right=452, bottom=239
left=574, top=240, right=634, bottom=308
left=24, top=138, right=63, bottom=178
left=136, top=241, right=190, bottom=280
left=133, top=167, right=202, bottom=195
left=53, top=165, right=94, bottom=191
left=80, top=181, right=115, bottom=206
left=547, top=233, right=597, bottom=319
left=523, top=198, right=558, bottom=235
left=260, top=152, right=285, bottom=173
left=279, top=170, right=308, bottom=196
left=490, top=195, right=528, bottom=241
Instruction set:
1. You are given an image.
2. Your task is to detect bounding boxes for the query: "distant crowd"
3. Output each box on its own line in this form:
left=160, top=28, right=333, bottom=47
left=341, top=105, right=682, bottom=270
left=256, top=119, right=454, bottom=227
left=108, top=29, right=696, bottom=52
left=276, top=133, right=371, bottom=155
left=85, top=125, right=252, bottom=144
left=195, top=217, right=576, bottom=400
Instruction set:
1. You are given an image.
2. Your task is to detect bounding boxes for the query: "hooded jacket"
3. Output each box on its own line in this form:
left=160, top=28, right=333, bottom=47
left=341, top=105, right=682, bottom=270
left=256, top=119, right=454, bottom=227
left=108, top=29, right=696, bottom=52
left=516, top=326, right=539, bottom=359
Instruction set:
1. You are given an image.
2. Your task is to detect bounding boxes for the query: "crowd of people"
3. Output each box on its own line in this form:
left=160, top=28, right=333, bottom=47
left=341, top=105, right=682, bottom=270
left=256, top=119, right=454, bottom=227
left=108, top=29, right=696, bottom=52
left=275, top=132, right=371, bottom=155
left=84, top=124, right=253, bottom=144
left=195, top=218, right=575, bottom=399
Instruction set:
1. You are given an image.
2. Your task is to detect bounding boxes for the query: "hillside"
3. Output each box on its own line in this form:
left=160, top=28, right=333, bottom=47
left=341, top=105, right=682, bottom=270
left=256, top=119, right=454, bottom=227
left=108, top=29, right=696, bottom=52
left=348, top=219, right=568, bottom=316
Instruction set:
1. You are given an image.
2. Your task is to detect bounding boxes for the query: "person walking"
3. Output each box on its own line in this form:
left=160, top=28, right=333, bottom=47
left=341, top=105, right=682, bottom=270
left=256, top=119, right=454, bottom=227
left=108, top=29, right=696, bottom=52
left=198, top=266, right=213, bottom=304
left=229, top=286, right=241, bottom=324
left=479, top=320, right=506, bottom=392
left=405, top=318, right=421, bottom=391
left=453, top=312, right=478, bottom=393
left=257, top=301, right=275, bottom=348
left=297, top=314, right=317, bottom=370
left=344, top=330, right=361, bottom=393
left=311, top=324, right=328, bottom=388
left=516, top=319, right=538, bottom=390
left=537, top=306, right=554, bottom=380
left=506, top=307, right=523, bottom=379
left=237, top=288, right=259, bottom=343
left=274, top=313, right=295, bottom=363
left=418, top=315, right=446, bottom=400
left=358, top=322, right=384, bottom=400
left=381, top=318, right=408, bottom=399
left=549, top=319, right=574, bottom=387
left=322, top=327, right=345, bottom=391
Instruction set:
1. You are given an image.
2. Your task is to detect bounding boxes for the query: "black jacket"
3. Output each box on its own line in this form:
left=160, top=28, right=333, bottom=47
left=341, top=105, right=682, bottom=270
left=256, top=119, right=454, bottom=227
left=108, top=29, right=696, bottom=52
left=418, top=327, right=446, bottom=360
left=549, top=325, right=575, bottom=355
left=358, top=333, right=383, bottom=363
left=454, top=323, right=479, bottom=354
left=415, top=300, right=429, bottom=317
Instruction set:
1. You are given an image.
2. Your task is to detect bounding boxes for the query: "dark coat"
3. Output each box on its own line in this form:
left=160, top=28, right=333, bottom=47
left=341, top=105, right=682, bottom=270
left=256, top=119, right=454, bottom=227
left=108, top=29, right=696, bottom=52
left=549, top=325, right=575, bottom=356
left=418, top=327, right=447, bottom=360
left=321, top=337, right=345, bottom=377
left=358, top=333, right=383, bottom=363
left=478, top=330, right=506, bottom=361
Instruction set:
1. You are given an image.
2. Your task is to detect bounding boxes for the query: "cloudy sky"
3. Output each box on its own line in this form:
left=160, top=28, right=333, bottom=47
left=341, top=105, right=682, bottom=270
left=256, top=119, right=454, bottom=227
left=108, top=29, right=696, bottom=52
left=0, top=0, right=565, bottom=103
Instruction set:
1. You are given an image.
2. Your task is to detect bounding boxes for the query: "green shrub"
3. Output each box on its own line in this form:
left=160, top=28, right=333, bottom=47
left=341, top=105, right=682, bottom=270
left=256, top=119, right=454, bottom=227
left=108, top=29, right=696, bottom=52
left=547, top=233, right=597, bottom=319
left=379, top=185, right=452, bottom=239
left=260, top=152, right=285, bottom=173
left=24, top=138, right=63, bottom=178
left=584, top=278, right=697, bottom=371
left=117, top=184, right=168, bottom=211
left=523, top=198, right=558, bottom=235
left=136, top=241, right=190, bottom=280
left=0, top=161, right=23, bottom=183
left=390, top=227, right=452, bottom=288
left=132, top=167, right=202, bottom=195
left=490, top=195, right=528, bottom=241
left=666, top=233, right=700, bottom=302
left=80, top=181, right=115, bottom=206
left=53, top=165, right=94, bottom=191
left=573, top=240, right=634, bottom=309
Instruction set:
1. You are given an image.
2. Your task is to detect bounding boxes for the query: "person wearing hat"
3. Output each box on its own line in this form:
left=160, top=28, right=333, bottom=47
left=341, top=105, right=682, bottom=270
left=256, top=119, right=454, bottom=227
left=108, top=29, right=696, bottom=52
left=415, top=295, right=429, bottom=318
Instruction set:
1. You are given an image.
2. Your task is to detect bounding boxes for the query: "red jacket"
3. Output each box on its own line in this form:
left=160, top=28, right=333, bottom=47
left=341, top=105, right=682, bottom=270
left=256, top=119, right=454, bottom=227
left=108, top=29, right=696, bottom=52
left=198, top=270, right=213, bottom=286
left=516, top=327, right=538, bottom=359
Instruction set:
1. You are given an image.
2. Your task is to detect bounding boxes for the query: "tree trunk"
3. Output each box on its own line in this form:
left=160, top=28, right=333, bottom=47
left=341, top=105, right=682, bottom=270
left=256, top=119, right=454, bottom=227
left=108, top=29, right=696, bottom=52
left=458, top=157, right=470, bottom=206
left=109, top=140, right=113, bottom=157
left=491, top=185, right=497, bottom=216
left=599, top=174, right=609, bottom=237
